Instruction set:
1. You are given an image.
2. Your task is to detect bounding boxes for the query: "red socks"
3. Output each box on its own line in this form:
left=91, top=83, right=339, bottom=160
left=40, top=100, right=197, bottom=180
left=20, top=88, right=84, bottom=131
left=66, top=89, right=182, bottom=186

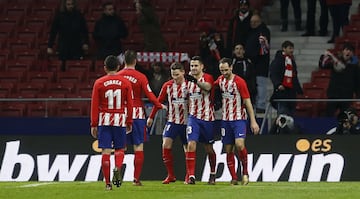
left=226, top=152, right=237, bottom=180
left=208, top=152, right=216, bottom=174
left=163, top=148, right=174, bottom=177
left=238, top=148, right=248, bottom=175
left=186, top=151, right=196, bottom=177
left=114, top=149, right=125, bottom=169
left=134, top=151, right=144, bottom=181
left=101, top=154, right=111, bottom=184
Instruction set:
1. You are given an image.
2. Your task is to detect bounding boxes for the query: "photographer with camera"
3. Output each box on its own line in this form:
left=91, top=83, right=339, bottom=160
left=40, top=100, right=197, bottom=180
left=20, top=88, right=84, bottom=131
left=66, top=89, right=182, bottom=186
left=269, top=114, right=302, bottom=134
left=198, top=22, right=225, bottom=80
left=335, top=107, right=360, bottom=134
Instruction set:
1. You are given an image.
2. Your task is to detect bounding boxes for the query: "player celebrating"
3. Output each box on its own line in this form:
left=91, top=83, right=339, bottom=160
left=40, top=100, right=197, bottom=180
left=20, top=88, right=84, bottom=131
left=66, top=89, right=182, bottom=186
left=90, top=55, right=133, bottom=190
left=117, top=50, right=166, bottom=186
left=147, top=62, right=191, bottom=184
left=185, top=56, right=217, bottom=185
left=214, top=57, right=259, bottom=185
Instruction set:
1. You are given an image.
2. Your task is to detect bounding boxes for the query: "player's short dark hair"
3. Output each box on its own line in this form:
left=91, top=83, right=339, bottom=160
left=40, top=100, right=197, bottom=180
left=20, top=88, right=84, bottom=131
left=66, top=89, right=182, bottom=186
left=219, top=57, right=233, bottom=66
left=124, top=50, right=137, bottom=65
left=170, top=62, right=184, bottom=71
left=104, top=55, right=119, bottom=71
left=343, top=42, right=355, bottom=52
left=282, top=40, right=294, bottom=49
left=191, top=56, right=203, bottom=64
left=102, top=1, right=114, bottom=9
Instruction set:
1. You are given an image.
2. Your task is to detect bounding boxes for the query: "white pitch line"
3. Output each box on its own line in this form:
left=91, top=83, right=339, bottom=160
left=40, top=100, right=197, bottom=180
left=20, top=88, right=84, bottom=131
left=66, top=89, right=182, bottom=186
left=19, top=182, right=57, bottom=188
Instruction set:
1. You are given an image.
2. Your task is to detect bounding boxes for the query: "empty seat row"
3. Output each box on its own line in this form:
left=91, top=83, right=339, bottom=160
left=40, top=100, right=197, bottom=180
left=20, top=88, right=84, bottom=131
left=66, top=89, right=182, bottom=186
left=0, top=101, right=90, bottom=117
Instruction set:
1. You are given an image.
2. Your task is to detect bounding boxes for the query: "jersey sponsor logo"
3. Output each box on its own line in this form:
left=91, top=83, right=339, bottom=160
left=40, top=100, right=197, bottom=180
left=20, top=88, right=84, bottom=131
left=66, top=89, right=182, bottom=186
left=201, top=139, right=344, bottom=182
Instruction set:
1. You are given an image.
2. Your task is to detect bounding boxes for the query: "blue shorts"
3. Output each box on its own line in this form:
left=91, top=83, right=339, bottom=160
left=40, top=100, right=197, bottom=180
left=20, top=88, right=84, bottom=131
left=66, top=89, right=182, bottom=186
left=127, top=119, right=147, bottom=145
left=186, top=115, right=215, bottom=144
left=163, top=122, right=187, bottom=145
left=221, top=120, right=247, bottom=145
left=98, top=126, right=126, bottom=149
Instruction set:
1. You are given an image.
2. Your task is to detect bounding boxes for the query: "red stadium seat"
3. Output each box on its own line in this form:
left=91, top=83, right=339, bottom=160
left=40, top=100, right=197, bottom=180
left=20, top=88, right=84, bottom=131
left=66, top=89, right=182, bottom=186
left=75, top=83, right=93, bottom=97
left=0, top=103, right=26, bottom=117
left=26, top=103, right=53, bottom=117
left=0, top=71, right=25, bottom=82
left=46, top=82, right=75, bottom=95
left=0, top=82, right=15, bottom=97
left=26, top=71, right=55, bottom=83
left=56, top=71, right=87, bottom=83
left=6, top=59, right=35, bottom=72
left=64, top=60, right=93, bottom=72
left=16, top=82, right=45, bottom=95
left=6, top=38, right=35, bottom=51
left=12, top=50, right=40, bottom=61
left=311, top=69, right=331, bottom=84
left=88, top=71, right=105, bottom=84
left=56, top=104, right=84, bottom=117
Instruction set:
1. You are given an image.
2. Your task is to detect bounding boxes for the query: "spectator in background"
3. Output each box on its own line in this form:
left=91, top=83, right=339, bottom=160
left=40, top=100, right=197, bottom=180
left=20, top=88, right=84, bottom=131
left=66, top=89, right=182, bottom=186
left=270, top=40, right=303, bottom=116
left=93, top=2, right=128, bottom=60
left=198, top=22, right=225, bottom=80
left=134, top=0, right=168, bottom=52
left=226, top=0, right=252, bottom=57
left=302, top=0, right=329, bottom=36
left=280, top=0, right=302, bottom=31
left=325, top=43, right=360, bottom=116
left=245, top=14, right=270, bottom=113
left=232, top=43, right=257, bottom=106
left=326, top=0, right=352, bottom=43
left=47, top=0, right=89, bottom=64
left=148, top=62, right=170, bottom=96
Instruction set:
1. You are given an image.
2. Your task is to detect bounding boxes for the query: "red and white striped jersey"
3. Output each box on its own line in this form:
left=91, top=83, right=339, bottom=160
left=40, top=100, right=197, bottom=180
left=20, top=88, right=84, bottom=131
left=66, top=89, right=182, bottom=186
left=149, top=80, right=191, bottom=124
left=117, top=68, right=162, bottom=119
left=214, top=75, right=250, bottom=121
left=188, top=73, right=215, bottom=121
left=91, top=74, right=133, bottom=127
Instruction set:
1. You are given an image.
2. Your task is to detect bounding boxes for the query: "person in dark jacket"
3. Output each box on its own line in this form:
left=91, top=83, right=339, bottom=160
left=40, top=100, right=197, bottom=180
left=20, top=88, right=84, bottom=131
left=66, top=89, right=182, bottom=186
left=270, top=40, right=303, bottom=116
left=135, top=0, right=167, bottom=52
left=226, top=0, right=252, bottom=57
left=326, top=0, right=352, bottom=43
left=232, top=43, right=257, bottom=106
left=47, top=0, right=89, bottom=62
left=280, top=0, right=302, bottom=31
left=245, top=14, right=270, bottom=113
left=93, top=2, right=128, bottom=60
left=326, top=43, right=360, bottom=116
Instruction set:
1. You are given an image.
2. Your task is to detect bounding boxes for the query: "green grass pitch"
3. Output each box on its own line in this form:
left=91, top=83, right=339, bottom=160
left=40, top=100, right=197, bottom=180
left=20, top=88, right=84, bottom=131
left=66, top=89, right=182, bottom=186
left=1, top=181, right=360, bottom=199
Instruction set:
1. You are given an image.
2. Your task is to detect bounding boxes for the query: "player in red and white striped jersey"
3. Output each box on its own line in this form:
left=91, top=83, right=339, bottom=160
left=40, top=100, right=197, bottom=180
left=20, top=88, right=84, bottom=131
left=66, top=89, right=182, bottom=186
left=147, top=62, right=192, bottom=184
left=117, top=50, right=166, bottom=186
left=214, top=57, right=259, bottom=185
left=90, top=55, right=133, bottom=190
left=185, top=56, right=217, bottom=185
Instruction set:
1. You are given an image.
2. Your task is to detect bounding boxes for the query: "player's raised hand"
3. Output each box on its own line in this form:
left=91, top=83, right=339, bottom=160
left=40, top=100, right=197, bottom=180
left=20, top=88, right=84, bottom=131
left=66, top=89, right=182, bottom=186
left=184, top=74, right=198, bottom=84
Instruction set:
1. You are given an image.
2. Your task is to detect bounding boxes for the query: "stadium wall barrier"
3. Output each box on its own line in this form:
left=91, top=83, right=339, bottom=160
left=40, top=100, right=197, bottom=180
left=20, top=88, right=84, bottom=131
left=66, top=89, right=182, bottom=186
left=0, top=134, right=359, bottom=182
